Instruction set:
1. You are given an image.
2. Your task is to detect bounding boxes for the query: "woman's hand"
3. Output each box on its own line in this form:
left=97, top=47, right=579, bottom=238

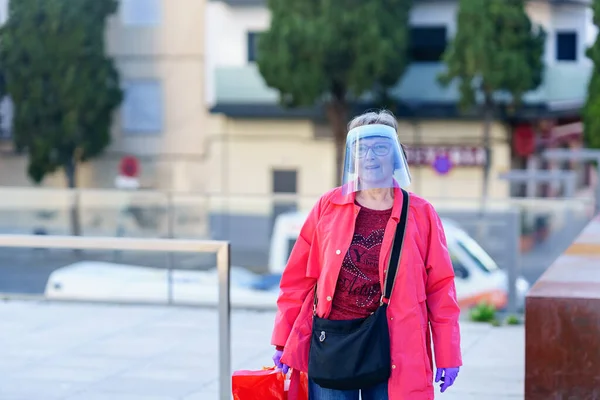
left=435, top=367, right=459, bottom=393
left=272, top=349, right=289, bottom=374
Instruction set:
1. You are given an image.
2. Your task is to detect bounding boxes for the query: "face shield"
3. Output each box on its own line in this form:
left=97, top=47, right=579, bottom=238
left=342, top=124, right=411, bottom=195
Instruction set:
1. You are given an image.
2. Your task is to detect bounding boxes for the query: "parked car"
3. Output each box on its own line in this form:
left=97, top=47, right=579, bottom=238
left=45, top=211, right=529, bottom=312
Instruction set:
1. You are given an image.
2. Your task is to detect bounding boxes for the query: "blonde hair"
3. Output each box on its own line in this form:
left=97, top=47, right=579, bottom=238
left=347, top=109, right=406, bottom=156
left=348, top=109, right=398, bottom=131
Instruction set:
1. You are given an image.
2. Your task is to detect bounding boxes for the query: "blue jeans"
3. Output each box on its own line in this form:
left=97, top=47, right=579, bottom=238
left=308, top=379, right=389, bottom=400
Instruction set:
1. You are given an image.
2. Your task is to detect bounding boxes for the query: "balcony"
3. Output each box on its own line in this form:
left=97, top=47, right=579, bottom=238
left=211, top=62, right=592, bottom=117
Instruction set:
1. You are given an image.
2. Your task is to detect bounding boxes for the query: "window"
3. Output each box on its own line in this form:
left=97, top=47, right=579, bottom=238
left=285, top=238, right=297, bottom=264
left=455, top=232, right=499, bottom=274
left=247, top=32, right=262, bottom=62
left=450, top=252, right=470, bottom=280
left=122, top=80, right=163, bottom=134
left=121, top=0, right=161, bottom=26
left=556, top=31, right=577, bottom=61
left=0, top=97, right=13, bottom=139
left=272, top=169, right=298, bottom=193
left=271, top=169, right=298, bottom=235
left=0, top=0, right=8, bottom=25
left=409, top=26, right=447, bottom=62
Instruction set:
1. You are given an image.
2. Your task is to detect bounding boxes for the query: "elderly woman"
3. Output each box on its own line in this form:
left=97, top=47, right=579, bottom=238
left=271, top=110, right=462, bottom=400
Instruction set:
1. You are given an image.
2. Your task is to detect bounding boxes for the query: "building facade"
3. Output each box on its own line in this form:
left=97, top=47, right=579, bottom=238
left=205, top=0, right=595, bottom=202
left=0, top=0, right=594, bottom=201
left=0, top=0, right=208, bottom=192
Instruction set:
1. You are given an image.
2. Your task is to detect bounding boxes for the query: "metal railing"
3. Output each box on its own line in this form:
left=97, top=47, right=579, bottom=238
left=0, top=234, right=232, bottom=400
left=0, top=186, right=593, bottom=239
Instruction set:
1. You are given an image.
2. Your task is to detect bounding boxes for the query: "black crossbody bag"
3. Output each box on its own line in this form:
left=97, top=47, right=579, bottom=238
left=307, top=188, right=410, bottom=390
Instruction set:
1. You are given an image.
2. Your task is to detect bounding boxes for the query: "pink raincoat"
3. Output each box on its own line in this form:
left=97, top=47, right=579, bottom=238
left=271, top=186, right=462, bottom=400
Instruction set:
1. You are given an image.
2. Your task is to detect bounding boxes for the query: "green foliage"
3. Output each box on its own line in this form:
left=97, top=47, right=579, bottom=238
left=505, top=314, right=522, bottom=325
left=256, top=0, right=412, bottom=183
left=583, top=0, right=600, bottom=149
left=0, top=0, right=123, bottom=186
left=469, top=301, right=496, bottom=323
left=257, top=0, right=413, bottom=108
left=438, top=0, right=545, bottom=110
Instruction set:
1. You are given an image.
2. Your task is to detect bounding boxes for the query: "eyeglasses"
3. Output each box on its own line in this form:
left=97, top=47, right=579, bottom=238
left=355, top=143, right=392, bottom=158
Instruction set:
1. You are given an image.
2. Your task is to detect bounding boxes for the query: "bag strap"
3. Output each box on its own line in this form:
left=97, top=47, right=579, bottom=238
left=312, top=188, right=410, bottom=314
left=381, top=188, right=410, bottom=304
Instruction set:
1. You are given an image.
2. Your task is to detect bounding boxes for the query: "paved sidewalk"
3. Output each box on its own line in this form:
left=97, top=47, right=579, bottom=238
left=0, top=300, right=524, bottom=399
left=442, top=322, right=524, bottom=400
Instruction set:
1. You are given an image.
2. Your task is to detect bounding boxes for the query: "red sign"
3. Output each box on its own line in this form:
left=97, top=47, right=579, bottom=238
left=119, top=155, right=140, bottom=178
left=405, top=146, right=486, bottom=167
left=513, top=124, right=535, bottom=157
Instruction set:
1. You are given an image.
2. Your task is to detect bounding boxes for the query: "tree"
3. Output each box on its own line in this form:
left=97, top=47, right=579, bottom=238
left=584, top=0, right=600, bottom=149
left=0, top=0, right=123, bottom=236
left=438, top=0, right=545, bottom=201
left=256, top=0, right=413, bottom=183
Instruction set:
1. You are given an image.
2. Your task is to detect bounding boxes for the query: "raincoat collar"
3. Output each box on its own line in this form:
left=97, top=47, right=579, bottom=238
left=332, top=182, right=403, bottom=222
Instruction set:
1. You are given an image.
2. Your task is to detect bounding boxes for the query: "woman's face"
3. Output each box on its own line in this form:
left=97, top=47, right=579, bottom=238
left=353, top=137, right=395, bottom=186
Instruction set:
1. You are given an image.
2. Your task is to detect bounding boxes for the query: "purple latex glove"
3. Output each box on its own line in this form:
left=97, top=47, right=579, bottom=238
left=435, top=367, right=459, bottom=393
left=272, top=350, right=289, bottom=374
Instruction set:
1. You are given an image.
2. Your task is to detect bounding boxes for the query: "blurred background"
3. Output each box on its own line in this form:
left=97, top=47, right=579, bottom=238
left=0, top=0, right=599, bottom=317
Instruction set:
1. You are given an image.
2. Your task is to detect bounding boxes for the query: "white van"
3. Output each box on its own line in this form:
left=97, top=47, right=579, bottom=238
left=269, top=211, right=530, bottom=311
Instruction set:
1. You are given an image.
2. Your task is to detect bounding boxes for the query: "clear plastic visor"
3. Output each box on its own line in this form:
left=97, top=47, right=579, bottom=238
left=342, top=124, right=411, bottom=195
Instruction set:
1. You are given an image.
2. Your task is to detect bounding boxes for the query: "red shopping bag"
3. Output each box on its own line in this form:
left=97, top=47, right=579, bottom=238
left=296, top=369, right=308, bottom=400
left=232, top=367, right=286, bottom=400
left=232, top=367, right=308, bottom=400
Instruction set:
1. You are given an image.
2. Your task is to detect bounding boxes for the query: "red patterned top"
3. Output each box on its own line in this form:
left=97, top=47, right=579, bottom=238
left=328, top=204, right=392, bottom=320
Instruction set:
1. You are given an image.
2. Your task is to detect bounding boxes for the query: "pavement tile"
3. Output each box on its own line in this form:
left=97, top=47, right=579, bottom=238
left=86, top=377, right=206, bottom=397
left=7, top=366, right=115, bottom=383
left=38, top=355, right=138, bottom=370
left=64, top=393, right=178, bottom=400
left=0, top=378, right=85, bottom=399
